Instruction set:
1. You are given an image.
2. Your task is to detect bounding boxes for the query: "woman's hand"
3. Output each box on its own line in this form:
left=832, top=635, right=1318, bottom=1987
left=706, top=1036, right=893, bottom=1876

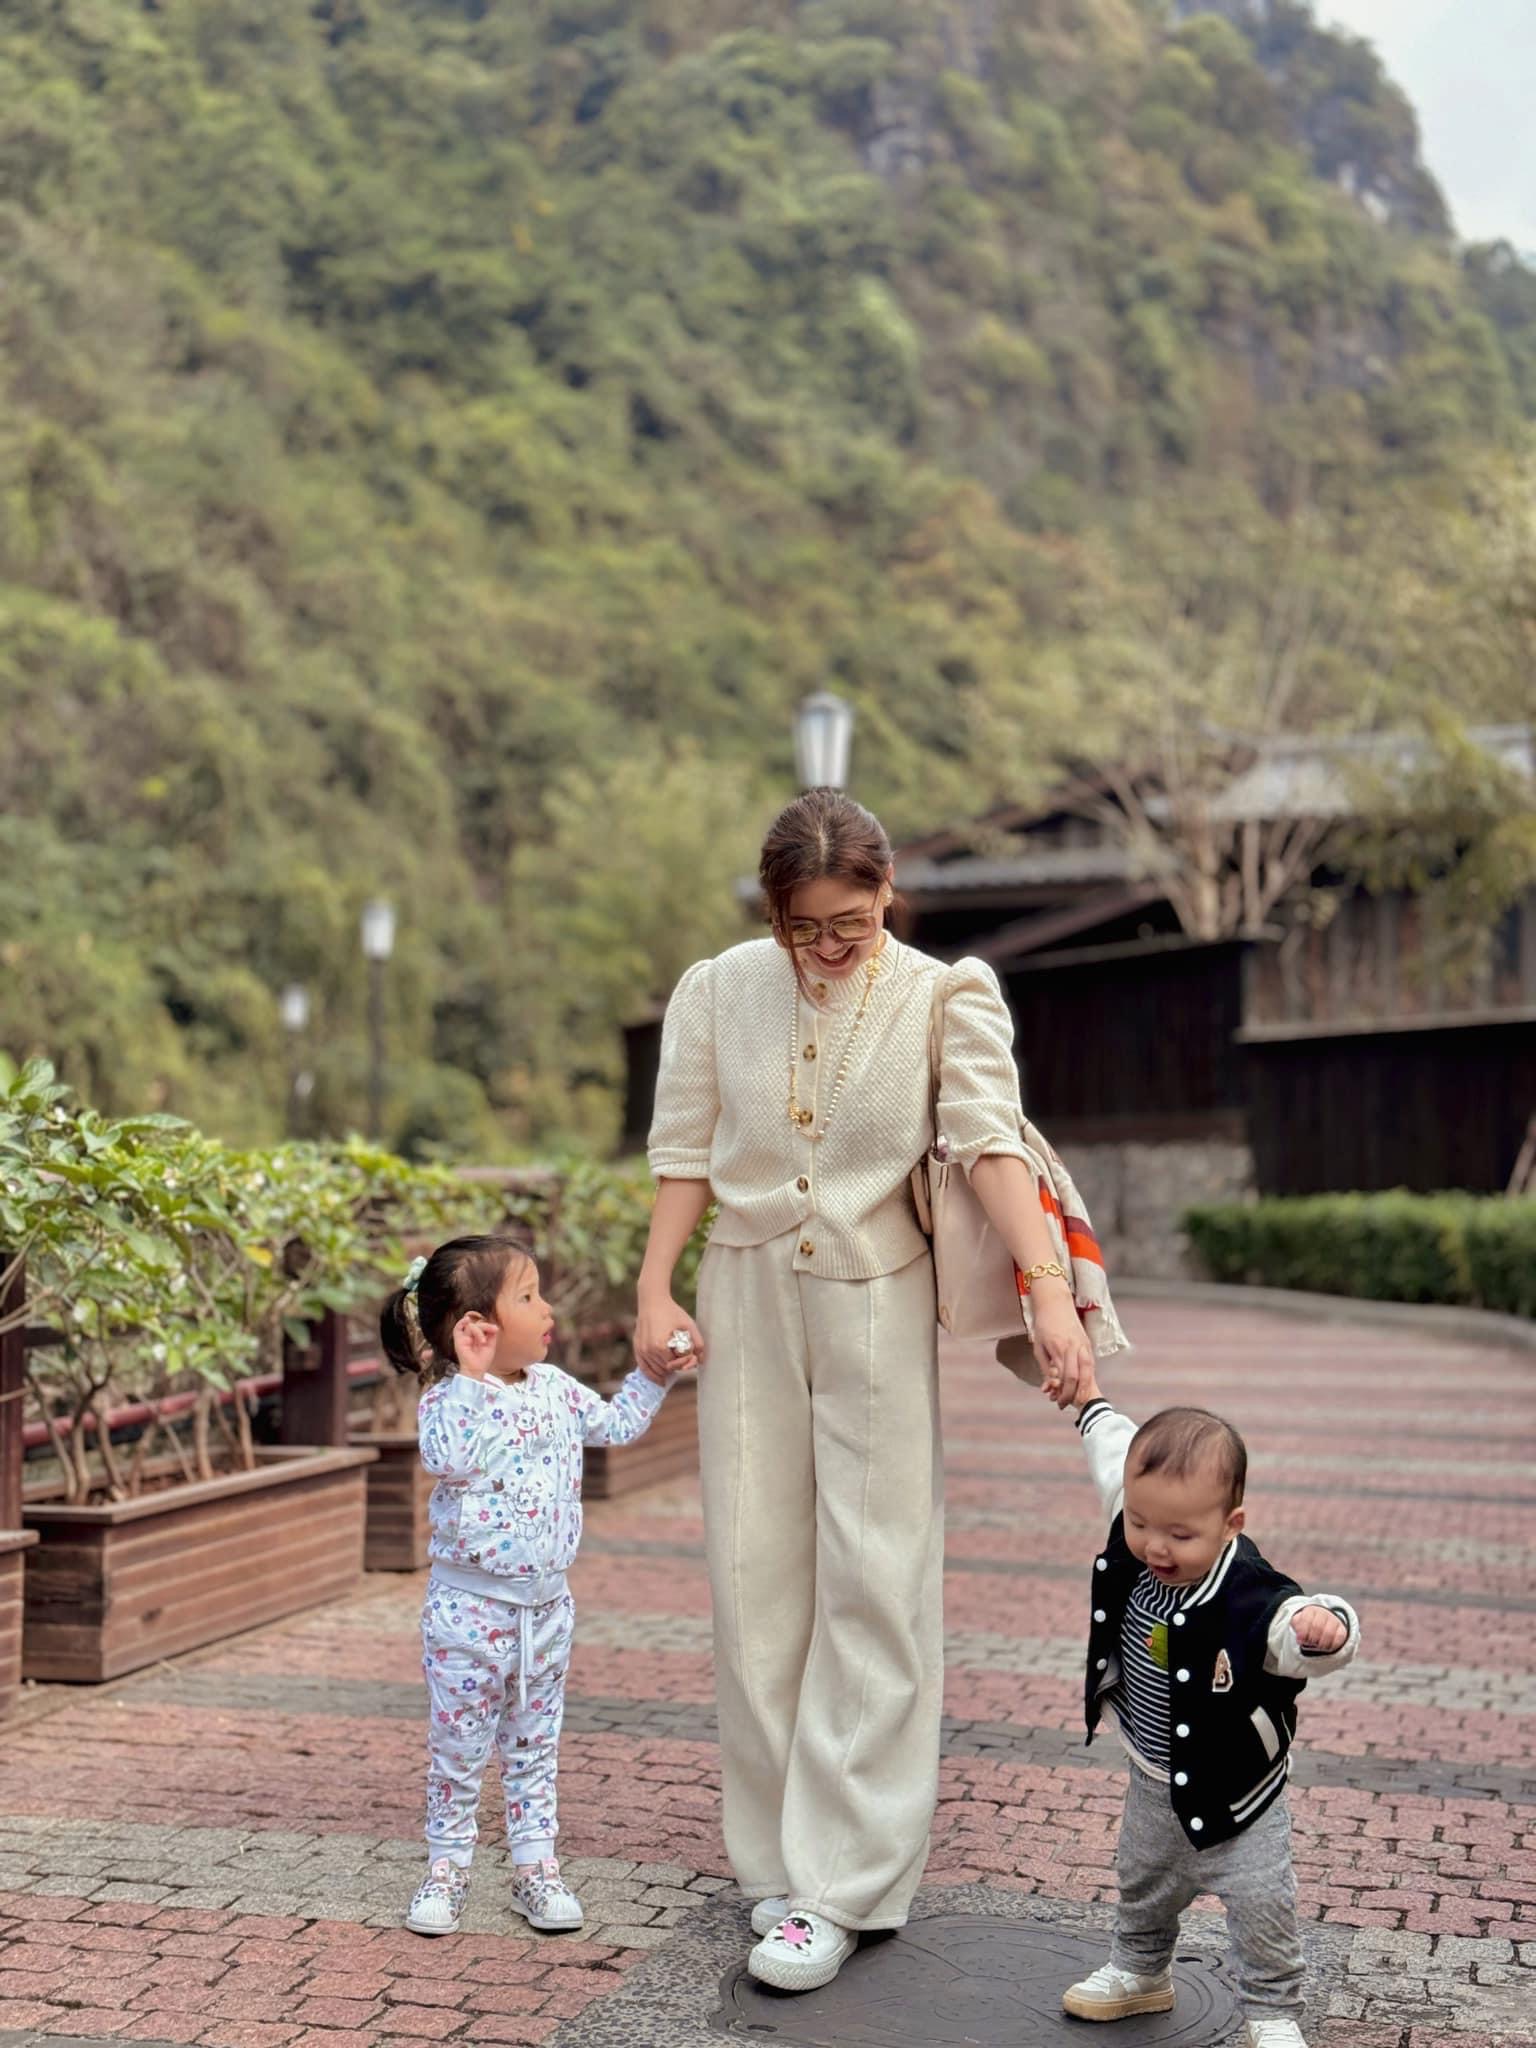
left=1032, top=1280, right=1095, bottom=1408
left=634, top=1293, right=706, bottom=1380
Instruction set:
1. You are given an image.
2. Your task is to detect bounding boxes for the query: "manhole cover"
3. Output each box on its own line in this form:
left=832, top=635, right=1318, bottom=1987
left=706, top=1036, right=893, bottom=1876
left=714, top=1916, right=1241, bottom=2045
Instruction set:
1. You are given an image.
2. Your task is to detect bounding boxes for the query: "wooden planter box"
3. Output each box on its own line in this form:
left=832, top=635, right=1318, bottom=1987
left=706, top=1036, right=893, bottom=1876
left=584, top=1373, right=698, bottom=1500
left=0, top=1530, right=38, bottom=1719
left=350, top=1431, right=434, bottom=1573
left=21, top=1445, right=377, bottom=1683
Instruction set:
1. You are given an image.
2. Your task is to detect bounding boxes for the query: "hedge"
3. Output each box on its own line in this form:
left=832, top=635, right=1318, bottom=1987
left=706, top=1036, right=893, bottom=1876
left=1183, top=1193, right=1536, bottom=1320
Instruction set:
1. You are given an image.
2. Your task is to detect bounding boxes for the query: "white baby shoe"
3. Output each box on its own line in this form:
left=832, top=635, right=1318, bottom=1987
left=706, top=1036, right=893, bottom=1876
left=405, top=1857, right=470, bottom=1936
left=508, top=1856, right=584, bottom=1932
left=1244, top=2020, right=1308, bottom=2047
left=747, top=1908, right=857, bottom=1992
left=1061, top=1958, right=1176, bottom=2020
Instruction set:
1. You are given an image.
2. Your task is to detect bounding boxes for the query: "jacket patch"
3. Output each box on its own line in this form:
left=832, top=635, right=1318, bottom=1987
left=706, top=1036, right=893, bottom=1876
left=1212, top=1648, right=1234, bottom=1693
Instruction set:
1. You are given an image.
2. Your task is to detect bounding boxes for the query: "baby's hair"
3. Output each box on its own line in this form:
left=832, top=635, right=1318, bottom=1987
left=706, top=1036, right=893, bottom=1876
left=1127, top=1406, right=1248, bottom=1512
left=379, top=1232, right=535, bottom=1387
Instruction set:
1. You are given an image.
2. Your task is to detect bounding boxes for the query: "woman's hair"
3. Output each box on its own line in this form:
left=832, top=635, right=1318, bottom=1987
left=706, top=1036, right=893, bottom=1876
left=379, top=1232, right=535, bottom=1386
left=758, top=787, right=893, bottom=946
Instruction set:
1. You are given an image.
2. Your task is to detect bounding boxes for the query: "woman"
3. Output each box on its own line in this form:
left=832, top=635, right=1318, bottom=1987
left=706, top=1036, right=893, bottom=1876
left=635, top=788, right=1095, bottom=1992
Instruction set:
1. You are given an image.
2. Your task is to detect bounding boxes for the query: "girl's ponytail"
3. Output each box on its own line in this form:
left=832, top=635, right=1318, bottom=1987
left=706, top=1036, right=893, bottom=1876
left=380, top=1281, right=430, bottom=1380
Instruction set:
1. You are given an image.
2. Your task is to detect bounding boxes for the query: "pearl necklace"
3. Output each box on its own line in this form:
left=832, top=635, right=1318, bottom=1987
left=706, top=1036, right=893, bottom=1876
left=787, top=943, right=885, bottom=1141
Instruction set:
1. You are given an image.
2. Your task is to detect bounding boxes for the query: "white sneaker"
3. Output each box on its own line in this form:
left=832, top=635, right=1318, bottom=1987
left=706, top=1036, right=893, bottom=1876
left=747, top=1909, right=857, bottom=1992
left=750, top=1895, right=790, bottom=1938
left=1244, top=2021, right=1308, bottom=2047
left=508, top=1856, right=584, bottom=1932
left=405, top=1857, right=470, bottom=1935
left=1061, top=1959, right=1175, bottom=2021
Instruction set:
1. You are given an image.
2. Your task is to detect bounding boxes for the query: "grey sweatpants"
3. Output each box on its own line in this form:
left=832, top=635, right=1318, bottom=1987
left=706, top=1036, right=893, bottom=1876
left=1112, top=1767, right=1304, bottom=2018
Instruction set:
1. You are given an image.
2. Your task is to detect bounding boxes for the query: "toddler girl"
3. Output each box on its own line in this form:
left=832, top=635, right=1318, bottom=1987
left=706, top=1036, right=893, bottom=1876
left=380, top=1231, right=692, bottom=1937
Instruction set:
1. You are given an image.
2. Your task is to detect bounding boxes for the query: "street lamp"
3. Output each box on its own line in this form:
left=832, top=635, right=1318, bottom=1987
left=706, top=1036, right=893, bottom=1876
left=793, top=691, right=854, bottom=792
left=279, top=984, right=312, bottom=1137
left=360, top=900, right=396, bottom=1142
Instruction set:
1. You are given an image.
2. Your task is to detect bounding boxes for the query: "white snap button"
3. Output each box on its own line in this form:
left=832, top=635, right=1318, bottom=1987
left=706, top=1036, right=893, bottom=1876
left=1174, top=1772, right=1188, bottom=1787
left=1190, top=1817, right=1204, bottom=1832
left=1093, top=1610, right=1106, bottom=1623
left=1172, top=1613, right=1186, bottom=1627
left=1175, top=1723, right=1190, bottom=1738
left=1095, top=1558, right=1108, bottom=1572
left=1176, top=1669, right=1190, bottom=1683
left=1096, top=1658, right=1107, bottom=1671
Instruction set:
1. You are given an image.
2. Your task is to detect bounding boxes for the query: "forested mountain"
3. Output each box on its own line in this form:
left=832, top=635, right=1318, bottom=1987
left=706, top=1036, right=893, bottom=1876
left=1, top=0, right=1532, bottom=1150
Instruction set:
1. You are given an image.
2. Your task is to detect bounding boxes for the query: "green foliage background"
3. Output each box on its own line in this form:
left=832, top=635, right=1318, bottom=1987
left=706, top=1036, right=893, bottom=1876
left=1, top=0, right=1533, bottom=1149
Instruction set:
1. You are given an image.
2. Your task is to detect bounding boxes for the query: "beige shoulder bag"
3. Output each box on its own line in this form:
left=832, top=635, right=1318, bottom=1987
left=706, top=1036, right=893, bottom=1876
left=910, top=969, right=1130, bottom=1382
left=909, top=970, right=1040, bottom=1382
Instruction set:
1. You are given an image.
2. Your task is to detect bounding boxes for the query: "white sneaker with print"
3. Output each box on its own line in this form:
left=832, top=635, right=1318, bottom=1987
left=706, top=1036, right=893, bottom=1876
left=509, top=1856, right=584, bottom=1931
left=747, top=1908, right=857, bottom=1992
left=406, top=1857, right=470, bottom=1935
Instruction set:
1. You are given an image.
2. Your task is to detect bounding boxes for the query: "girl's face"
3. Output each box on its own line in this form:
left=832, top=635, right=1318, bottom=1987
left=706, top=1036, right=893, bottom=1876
left=780, top=871, right=891, bottom=982
left=489, top=1258, right=554, bottom=1375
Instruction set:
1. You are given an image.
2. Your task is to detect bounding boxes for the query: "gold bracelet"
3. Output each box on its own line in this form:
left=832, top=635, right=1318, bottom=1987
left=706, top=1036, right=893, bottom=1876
left=1017, top=1260, right=1068, bottom=1295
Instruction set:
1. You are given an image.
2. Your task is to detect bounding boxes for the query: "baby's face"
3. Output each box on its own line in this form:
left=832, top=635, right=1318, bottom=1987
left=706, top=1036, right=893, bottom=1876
left=1123, top=1460, right=1245, bottom=1587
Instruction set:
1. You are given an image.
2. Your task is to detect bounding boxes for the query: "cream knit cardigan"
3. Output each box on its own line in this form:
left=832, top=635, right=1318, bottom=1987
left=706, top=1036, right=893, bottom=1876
left=647, top=935, right=1030, bottom=1282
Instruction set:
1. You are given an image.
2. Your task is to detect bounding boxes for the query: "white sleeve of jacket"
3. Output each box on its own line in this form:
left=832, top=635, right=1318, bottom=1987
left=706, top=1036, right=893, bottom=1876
left=417, top=1375, right=500, bottom=1479
left=647, top=959, right=719, bottom=1181
left=1264, top=1594, right=1362, bottom=1679
left=565, top=1366, right=669, bottom=1448
left=1076, top=1398, right=1137, bottom=1523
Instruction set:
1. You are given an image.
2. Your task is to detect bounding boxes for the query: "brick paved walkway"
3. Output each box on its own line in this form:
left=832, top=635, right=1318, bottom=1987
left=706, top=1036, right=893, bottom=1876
left=0, top=1299, right=1531, bottom=2046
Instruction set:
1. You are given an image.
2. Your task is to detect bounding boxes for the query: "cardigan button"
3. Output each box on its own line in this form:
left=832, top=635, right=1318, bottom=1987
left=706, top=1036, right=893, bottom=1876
left=812, top=981, right=828, bottom=1000
left=799, top=1238, right=815, bottom=1257
left=803, top=1043, right=817, bottom=1061
left=796, top=1176, right=809, bottom=1193
left=1175, top=1723, right=1190, bottom=1739
left=1174, top=1772, right=1189, bottom=1786
left=1093, top=1609, right=1106, bottom=1623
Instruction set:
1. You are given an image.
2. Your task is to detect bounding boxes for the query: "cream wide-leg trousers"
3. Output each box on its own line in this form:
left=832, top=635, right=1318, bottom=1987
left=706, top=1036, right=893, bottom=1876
left=696, top=1239, right=944, bottom=1932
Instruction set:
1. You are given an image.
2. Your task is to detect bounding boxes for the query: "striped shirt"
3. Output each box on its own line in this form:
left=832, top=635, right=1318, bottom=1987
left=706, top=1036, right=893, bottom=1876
left=1109, top=1569, right=1183, bottom=1775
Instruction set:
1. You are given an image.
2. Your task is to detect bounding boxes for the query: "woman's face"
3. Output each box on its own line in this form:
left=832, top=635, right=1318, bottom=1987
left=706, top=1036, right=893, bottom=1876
left=781, top=872, right=889, bottom=981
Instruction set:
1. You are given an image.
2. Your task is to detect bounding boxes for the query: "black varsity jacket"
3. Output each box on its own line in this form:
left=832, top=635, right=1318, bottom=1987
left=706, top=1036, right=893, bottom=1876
left=1077, top=1398, right=1360, bottom=1851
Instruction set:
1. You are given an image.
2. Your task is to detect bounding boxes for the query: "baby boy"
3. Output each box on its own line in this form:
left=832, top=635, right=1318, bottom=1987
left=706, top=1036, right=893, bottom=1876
left=1052, top=1360, right=1359, bottom=2047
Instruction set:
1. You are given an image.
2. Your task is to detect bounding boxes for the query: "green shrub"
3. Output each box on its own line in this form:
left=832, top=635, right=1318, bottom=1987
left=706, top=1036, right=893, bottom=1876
left=1184, top=1192, right=1536, bottom=1316
left=0, top=1058, right=695, bottom=1497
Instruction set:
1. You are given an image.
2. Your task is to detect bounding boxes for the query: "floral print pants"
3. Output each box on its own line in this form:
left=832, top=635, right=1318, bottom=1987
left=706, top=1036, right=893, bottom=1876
left=421, top=1577, right=575, bottom=1868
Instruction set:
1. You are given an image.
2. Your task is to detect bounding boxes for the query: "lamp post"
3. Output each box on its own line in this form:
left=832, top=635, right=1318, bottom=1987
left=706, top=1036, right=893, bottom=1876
left=793, top=691, right=855, bottom=792
left=360, top=899, right=396, bottom=1142
left=279, top=983, right=312, bottom=1137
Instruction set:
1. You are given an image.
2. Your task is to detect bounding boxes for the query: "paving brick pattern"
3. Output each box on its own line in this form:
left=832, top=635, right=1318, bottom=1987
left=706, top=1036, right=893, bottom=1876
left=0, top=1301, right=1530, bottom=2045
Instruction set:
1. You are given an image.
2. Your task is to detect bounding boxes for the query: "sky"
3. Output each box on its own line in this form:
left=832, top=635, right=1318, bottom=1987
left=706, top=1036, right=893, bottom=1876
left=1316, top=0, right=1536, bottom=252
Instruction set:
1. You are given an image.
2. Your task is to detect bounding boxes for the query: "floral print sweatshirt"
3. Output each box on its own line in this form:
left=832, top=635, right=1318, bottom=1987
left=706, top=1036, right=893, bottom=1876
left=418, top=1363, right=668, bottom=1605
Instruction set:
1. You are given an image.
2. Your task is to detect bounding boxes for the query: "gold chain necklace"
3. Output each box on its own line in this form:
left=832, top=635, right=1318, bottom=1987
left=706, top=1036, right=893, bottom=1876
left=787, top=944, right=885, bottom=1141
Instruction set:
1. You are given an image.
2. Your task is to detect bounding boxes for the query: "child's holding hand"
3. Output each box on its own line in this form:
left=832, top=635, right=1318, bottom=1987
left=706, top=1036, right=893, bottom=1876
left=380, top=1233, right=694, bottom=1938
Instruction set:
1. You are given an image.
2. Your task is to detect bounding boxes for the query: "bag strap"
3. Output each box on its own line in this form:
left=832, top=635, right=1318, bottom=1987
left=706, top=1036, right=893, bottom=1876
left=925, top=966, right=948, bottom=1143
